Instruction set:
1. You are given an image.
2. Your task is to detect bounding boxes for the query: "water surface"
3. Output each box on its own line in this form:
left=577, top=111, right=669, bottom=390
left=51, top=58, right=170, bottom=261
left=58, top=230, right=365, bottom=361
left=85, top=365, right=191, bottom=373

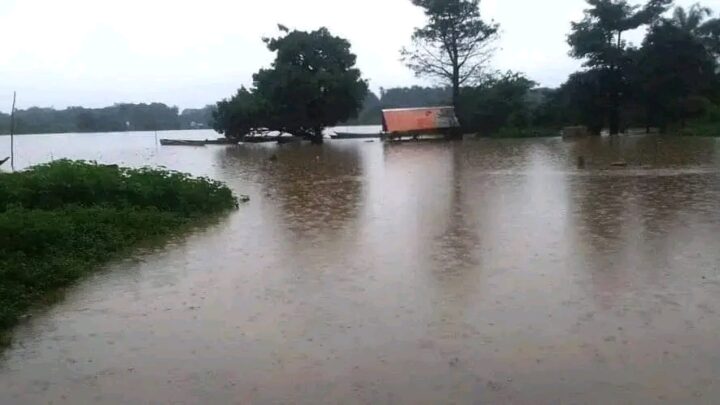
left=1, top=131, right=720, bottom=404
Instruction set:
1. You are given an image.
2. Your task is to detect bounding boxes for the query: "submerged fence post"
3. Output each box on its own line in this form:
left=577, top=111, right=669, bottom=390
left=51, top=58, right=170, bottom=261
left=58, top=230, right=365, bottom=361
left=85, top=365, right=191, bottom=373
left=10, top=91, right=16, bottom=172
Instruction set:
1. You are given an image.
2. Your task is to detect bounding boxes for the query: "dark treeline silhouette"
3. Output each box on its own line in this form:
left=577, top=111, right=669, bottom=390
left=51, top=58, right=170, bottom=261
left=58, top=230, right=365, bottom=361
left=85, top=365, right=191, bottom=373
left=348, top=75, right=557, bottom=137
left=349, top=1, right=720, bottom=137
left=6, top=1, right=720, bottom=138
left=0, top=104, right=215, bottom=135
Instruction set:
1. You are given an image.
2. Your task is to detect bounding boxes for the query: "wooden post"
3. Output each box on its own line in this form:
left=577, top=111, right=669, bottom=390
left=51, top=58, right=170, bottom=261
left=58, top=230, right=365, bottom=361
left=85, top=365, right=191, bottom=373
left=10, top=91, right=16, bottom=171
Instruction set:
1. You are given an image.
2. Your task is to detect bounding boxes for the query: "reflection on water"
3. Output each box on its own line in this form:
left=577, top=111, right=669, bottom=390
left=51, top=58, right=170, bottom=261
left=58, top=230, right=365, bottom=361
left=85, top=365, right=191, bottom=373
left=1, top=131, right=720, bottom=403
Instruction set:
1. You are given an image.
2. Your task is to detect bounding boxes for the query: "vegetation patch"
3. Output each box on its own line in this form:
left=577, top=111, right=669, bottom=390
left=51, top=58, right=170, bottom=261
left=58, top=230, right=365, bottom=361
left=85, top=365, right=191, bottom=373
left=0, top=160, right=237, bottom=341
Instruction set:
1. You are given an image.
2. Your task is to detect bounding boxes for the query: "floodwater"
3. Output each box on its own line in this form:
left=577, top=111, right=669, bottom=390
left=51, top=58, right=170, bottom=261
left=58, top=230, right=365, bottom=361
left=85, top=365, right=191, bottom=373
left=1, top=130, right=720, bottom=404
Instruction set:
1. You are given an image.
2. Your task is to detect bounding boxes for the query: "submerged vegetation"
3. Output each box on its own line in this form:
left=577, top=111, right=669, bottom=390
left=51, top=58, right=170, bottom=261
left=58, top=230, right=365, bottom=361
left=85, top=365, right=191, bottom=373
left=0, top=160, right=237, bottom=339
left=213, top=26, right=368, bottom=143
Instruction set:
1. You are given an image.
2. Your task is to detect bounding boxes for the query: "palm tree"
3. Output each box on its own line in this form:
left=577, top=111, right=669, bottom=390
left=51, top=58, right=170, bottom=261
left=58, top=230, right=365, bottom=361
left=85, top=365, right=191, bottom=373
left=668, top=4, right=720, bottom=56
left=671, top=4, right=711, bottom=33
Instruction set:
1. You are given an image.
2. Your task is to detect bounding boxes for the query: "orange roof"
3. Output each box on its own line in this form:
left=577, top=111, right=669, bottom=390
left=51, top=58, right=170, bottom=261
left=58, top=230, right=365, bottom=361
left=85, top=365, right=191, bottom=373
left=382, top=107, right=459, bottom=134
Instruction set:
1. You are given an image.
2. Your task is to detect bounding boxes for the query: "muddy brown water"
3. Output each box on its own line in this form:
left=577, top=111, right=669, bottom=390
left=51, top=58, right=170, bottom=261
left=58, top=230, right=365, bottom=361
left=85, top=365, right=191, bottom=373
left=1, top=131, right=720, bottom=404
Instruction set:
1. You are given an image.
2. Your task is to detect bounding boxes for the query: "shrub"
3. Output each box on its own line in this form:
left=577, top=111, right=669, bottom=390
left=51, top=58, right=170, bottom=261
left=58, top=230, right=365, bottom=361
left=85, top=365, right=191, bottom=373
left=0, top=161, right=237, bottom=334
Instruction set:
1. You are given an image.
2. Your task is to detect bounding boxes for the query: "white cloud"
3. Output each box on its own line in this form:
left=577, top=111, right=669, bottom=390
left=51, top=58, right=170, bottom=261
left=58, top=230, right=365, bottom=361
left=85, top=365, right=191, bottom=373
left=0, top=0, right=717, bottom=110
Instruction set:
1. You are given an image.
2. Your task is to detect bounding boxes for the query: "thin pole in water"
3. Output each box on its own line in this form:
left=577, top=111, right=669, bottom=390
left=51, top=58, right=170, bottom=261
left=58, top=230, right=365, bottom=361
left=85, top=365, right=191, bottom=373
left=10, top=91, right=16, bottom=172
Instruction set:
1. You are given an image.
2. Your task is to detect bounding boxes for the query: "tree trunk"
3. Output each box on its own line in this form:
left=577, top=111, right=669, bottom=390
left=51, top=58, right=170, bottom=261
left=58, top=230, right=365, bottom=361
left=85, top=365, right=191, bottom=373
left=608, top=82, right=620, bottom=135
left=609, top=104, right=620, bottom=135
left=450, top=67, right=463, bottom=140
left=451, top=63, right=461, bottom=103
left=310, top=128, right=324, bottom=144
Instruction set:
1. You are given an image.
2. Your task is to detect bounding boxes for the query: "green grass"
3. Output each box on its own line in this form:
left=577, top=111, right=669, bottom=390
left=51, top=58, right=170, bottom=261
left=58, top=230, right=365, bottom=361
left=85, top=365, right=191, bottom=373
left=0, top=160, right=237, bottom=341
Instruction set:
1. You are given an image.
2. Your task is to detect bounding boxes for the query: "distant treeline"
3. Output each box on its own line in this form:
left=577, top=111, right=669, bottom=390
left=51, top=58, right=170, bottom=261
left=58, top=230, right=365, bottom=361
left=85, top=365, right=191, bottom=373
left=0, top=104, right=215, bottom=135
left=350, top=1, right=720, bottom=138
left=346, top=80, right=559, bottom=137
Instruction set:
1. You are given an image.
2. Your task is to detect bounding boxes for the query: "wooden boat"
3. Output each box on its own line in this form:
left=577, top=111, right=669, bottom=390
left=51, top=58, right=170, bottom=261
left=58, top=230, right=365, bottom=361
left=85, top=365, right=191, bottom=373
left=241, top=136, right=278, bottom=144
left=331, top=132, right=383, bottom=140
left=159, top=139, right=207, bottom=147
left=204, top=138, right=237, bottom=145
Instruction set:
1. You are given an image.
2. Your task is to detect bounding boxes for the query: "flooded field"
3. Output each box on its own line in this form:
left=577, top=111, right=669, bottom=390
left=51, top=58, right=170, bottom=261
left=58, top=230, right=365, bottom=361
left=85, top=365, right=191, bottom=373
left=1, top=131, right=720, bottom=404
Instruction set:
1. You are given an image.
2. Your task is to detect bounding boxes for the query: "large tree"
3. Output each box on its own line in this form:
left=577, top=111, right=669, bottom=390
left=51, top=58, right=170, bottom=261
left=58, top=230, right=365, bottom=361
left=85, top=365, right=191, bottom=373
left=668, top=4, right=720, bottom=58
left=568, top=0, right=671, bottom=134
left=214, top=26, right=368, bottom=143
left=634, top=5, right=720, bottom=130
left=401, top=0, right=499, bottom=111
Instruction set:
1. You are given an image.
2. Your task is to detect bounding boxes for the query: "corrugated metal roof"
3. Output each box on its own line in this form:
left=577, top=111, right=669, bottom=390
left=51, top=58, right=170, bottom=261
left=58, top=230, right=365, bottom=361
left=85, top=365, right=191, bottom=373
left=382, top=106, right=459, bottom=134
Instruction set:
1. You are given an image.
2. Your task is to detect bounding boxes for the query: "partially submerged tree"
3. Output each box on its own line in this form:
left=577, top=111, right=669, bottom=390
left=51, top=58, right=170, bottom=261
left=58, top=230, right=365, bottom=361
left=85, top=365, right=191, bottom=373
left=568, top=0, right=672, bottom=134
left=634, top=5, right=720, bottom=130
left=557, top=70, right=608, bottom=134
left=214, top=27, right=368, bottom=143
left=457, top=72, right=536, bottom=135
left=213, top=88, right=264, bottom=139
left=402, top=0, right=499, bottom=111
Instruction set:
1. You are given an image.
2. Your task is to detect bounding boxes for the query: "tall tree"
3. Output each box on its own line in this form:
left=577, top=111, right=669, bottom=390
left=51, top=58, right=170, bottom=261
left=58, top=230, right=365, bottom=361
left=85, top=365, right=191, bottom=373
left=214, top=27, right=368, bottom=143
left=634, top=6, right=719, bottom=130
left=401, top=0, right=499, bottom=111
left=669, top=4, right=720, bottom=58
left=568, top=0, right=671, bottom=134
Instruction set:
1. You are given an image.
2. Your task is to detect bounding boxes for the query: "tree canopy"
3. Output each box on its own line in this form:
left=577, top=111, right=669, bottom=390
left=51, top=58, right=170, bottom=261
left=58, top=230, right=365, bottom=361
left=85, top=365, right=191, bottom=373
left=402, top=0, right=499, bottom=109
left=568, top=0, right=672, bottom=134
left=213, top=26, right=368, bottom=143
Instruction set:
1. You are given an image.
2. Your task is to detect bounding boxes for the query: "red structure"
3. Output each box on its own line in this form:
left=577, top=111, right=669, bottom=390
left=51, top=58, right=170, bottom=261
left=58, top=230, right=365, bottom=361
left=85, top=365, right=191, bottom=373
left=381, top=107, right=459, bottom=137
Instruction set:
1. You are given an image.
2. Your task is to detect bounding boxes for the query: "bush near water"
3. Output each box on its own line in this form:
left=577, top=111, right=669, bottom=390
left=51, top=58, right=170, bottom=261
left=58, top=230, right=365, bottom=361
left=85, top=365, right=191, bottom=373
left=0, top=160, right=237, bottom=336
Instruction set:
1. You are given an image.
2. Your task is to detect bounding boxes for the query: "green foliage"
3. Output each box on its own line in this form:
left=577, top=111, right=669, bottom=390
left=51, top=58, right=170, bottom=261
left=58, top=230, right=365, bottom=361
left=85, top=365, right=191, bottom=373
left=457, top=72, right=539, bottom=135
left=213, top=87, right=267, bottom=140
left=635, top=19, right=718, bottom=130
left=179, top=105, right=215, bottom=129
left=560, top=1, right=720, bottom=134
left=214, top=27, right=369, bottom=143
left=347, top=76, right=562, bottom=137
left=343, top=92, right=383, bottom=125
left=380, top=86, right=452, bottom=108
left=555, top=70, right=608, bottom=134
left=0, top=160, right=237, bottom=335
left=568, top=0, right=672, bottom=134
left=402, top=0, right=499, bottom=108
left=0, top=160, right=236, bottom=215
left=678, top=104, right=720, bottom=136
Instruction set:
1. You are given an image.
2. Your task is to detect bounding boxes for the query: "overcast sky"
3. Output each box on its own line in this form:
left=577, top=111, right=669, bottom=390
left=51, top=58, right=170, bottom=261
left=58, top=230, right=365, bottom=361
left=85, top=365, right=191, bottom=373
left=0, top=0, right=717, bottom=111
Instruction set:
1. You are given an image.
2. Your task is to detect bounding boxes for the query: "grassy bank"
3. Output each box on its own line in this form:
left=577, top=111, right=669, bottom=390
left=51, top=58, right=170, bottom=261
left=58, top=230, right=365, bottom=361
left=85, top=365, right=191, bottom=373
left=0, top=160, right=237, bottom=341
